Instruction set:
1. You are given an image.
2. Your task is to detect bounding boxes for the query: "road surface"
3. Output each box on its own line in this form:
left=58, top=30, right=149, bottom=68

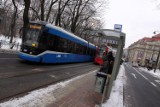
left=124, top=63, right=160, bottom=107
left=0, top=52, right=100, bottom=102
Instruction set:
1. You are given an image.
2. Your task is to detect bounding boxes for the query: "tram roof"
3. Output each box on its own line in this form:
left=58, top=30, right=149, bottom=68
left=46, top=23, right=95, bottom=47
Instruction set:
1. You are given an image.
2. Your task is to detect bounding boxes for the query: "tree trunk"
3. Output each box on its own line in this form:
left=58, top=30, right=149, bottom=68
left=23, top=0, right=30, bottom=28
left=55, top=0, right=70, bottom=26
left=46, top=0, right=58, bottom=22
left=71, top=0, right=82, bottom=33
left=55, top=0, right=61, bottom=26
left=41, top=0, right=45, bottom=21
left=10, top=0, right=18, bottom=44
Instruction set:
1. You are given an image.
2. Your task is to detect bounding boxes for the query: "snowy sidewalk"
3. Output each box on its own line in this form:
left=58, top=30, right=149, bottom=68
left=0, top=65, right=125, bottom=107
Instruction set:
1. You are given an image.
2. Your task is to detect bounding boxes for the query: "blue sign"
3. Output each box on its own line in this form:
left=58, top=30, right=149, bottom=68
left=114, top=24, right=122, bottom=32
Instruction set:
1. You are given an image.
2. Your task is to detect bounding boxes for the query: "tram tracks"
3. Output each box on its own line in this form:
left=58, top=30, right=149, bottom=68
left=0, top=63, right=94, bottom=79
left=0, top=63, right=99, bottom=102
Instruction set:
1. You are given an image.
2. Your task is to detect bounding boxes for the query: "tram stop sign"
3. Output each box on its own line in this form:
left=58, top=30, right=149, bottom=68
left=114, top=24, right=122, bottom=32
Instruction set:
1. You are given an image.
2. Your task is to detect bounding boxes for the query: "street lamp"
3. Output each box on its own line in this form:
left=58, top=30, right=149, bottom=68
left=153, top=31, right=160, bottom=34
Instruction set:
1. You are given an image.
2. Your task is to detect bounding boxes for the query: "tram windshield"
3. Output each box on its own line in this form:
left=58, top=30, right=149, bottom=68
left=23, top=28, right=40, bottom=47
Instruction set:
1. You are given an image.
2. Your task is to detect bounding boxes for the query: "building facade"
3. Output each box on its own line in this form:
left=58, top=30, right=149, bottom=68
left=127, top=34, right=160, bottom=67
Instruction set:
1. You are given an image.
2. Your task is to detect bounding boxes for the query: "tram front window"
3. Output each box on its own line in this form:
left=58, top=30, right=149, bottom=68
left=24, top=29, right=40, bottom=47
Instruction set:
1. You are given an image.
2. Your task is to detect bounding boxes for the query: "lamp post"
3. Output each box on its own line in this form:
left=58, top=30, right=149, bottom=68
left=153, top=31, right=160, bottom=34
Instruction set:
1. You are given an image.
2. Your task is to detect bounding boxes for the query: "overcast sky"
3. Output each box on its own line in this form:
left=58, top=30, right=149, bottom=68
left=103, top=0, right=160, bottom=48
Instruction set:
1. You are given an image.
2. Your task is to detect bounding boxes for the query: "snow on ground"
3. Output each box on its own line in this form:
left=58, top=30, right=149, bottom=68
left=102, top=65, right=125, bottom=107
left=0, top=35, right=22, bottom=44
left=139, top=67, right=160, bottom=79
left=0, top=71, right=96, bottom=107
left=0, top=35, right=22, bottom=51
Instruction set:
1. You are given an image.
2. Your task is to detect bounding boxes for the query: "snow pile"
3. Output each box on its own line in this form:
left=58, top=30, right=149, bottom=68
left=139, top=67, right=160, bottom=79
left=0, top=35, right=22, bottom=51
left=0, top=71, right=95, bottom=107
left=0, top=35, right=21, bottom=44
left=102, top=65, right=124, bottom=107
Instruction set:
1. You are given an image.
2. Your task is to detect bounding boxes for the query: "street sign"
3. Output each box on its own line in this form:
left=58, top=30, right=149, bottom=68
left=103, top=30, right=120, bottom=38
left=114, top=24, right=122, bottom=32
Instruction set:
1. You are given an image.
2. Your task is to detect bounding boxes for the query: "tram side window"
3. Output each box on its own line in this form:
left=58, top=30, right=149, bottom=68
left=80, top=45, right=84, bottom=55
left=75, top=44, right=80, bottom=54
left=90, top=49, right=93, bottom=56
left=88, top=48, right=91, bottom=55
left=39, top=33, right=48, bottom=49
left=58, top=37, right=68, bottom=52
left=75, top=44, right=83, bottom=55
left=79, top=45, right=84, bottom=54
left=90, top=49, right=95, bottom=56
left=87, top=48, right=94, bottom=56
left=39, top=32, right=60, bottom=51
left=83, top=46, right=87, bottom=55
left=67, top=40, right=75, bottom=53
left=47, top=34, right=57, bottom=50
left=67, top=40, right=71, bottom=53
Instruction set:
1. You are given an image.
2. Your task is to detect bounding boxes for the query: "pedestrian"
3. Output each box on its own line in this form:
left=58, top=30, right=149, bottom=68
left=100, top=49, right=109, bottom=72
left=107, top=51, right=114, bottom=75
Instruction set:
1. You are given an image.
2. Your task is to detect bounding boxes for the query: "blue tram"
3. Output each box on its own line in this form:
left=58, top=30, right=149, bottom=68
left=18, top=21, right=96, bottom=63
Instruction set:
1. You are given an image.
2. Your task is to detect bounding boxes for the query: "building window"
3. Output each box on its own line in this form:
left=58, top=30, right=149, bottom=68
left=155, top=47, right=159, bottom=51
left=148, top=45, right=152, bottom=49
left=137, top=51, right=144, bottom=58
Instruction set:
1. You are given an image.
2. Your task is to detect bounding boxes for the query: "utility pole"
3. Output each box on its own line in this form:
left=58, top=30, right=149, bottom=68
left=154, top=50, right=160, bottom=72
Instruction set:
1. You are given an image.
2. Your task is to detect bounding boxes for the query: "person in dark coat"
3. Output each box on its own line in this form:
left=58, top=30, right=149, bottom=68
left=100, top=49, right=108, bottom=71
left=100, top=51, right=114, bottom=74
left=107, top=51, right=114, bottom=74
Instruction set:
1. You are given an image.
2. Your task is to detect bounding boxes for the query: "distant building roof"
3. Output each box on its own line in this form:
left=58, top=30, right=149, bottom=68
left=152, top=33, right=160, bottom=38
left=128, top=33, right=160, bottom=48
left=137, top=37, right=152, bottom=43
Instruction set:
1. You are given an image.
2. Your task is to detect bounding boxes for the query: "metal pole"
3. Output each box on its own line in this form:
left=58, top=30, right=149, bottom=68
left=100, top=76, right=109, bottom=107
left=154, top=50, right=160, bottom=72
left=105, top=35, right=124, bottom=99
left=115, top=38, right=124, bottom=80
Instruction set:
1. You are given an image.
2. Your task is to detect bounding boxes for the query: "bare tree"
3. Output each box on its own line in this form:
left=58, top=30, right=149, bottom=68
left=62, top=0, right=97, bottom=34
left=29, top=0, right=58, bottom=22
left=40, top=0, right=45, bottom=21
left=23, top=0, right=30, bottom=28
left=0, top=0, right=12, bottom=36
left=45, top=0, right=58, bottom=22
left=55, top=0, right=70, bottom=26
left=10, top=0, right=18, bottom=43
left=0, top=0, right=105, bottom=42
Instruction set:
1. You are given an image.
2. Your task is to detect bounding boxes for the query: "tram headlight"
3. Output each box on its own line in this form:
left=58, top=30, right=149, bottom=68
left=32, top=43, right=36, bottom=47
